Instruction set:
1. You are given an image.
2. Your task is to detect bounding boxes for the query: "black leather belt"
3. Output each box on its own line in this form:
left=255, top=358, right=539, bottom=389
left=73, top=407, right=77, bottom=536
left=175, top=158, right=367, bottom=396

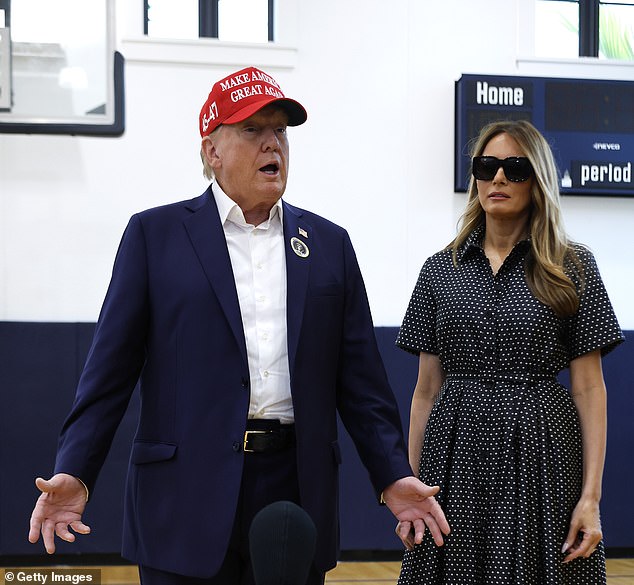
left=243, top=420, right=295, bottom=454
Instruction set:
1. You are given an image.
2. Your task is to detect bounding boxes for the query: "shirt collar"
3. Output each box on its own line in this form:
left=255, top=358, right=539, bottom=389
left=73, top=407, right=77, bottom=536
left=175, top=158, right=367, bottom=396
left=456, top=224, right=486, bottom=263
left=212, top=181, right=283, bottom=228
left=456, top=224, right=531, bottom=263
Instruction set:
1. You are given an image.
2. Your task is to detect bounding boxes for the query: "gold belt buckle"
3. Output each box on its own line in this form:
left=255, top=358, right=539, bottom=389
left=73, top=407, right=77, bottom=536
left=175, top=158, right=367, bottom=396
left=243, top=430, right=268, bottom=453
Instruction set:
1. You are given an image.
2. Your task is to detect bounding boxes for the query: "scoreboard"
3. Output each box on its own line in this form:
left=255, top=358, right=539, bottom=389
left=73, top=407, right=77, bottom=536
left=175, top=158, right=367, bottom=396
left=455, top=73, right=634, bottom=197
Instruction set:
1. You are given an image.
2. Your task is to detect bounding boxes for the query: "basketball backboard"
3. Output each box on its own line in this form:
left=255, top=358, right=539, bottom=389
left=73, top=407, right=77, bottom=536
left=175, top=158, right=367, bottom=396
left=0, top=0, right=124, bottom=136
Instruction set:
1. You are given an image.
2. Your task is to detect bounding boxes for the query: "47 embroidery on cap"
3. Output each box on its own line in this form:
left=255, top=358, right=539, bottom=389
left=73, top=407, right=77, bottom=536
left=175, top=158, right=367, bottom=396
left=201, top=101, right=219, bottom=134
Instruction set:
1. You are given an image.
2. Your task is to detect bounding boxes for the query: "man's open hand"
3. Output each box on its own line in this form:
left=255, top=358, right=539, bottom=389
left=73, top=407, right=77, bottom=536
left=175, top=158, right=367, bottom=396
left=28, top=473, right=91, bottom=554
left=383, top=476, right=450, bottom=548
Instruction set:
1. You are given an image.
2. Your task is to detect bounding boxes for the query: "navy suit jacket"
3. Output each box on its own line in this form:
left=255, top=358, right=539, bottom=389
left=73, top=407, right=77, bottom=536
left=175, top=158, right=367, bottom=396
left=54, top=187, right=412, bottom=577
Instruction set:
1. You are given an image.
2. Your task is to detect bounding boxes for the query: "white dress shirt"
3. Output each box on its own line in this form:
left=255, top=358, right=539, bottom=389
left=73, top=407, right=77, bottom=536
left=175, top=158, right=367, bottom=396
left=212, top=183, right=294, bottom=423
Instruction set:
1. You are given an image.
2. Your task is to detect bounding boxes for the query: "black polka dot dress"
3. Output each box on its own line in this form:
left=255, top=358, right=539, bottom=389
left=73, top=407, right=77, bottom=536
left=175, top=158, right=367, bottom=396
left=396, top=226, right=624, bottom=585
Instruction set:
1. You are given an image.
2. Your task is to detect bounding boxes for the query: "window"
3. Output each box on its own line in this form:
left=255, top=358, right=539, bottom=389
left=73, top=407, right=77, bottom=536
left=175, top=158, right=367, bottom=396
left=600, top=0, right=634, bottom=59
left=535, top=0, right=579, bottom=58
left=145, top=0, right=199, bottom=39
left=145, top=0, right=274, bottom=43
left=535, top=0, right=634, bottom=59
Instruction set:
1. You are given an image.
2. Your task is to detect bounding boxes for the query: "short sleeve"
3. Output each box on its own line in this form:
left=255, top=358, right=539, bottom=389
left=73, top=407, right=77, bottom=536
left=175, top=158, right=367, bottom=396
left=396, top=258, right=438, bottom=356
left=566, top=247, right=624, bottom=361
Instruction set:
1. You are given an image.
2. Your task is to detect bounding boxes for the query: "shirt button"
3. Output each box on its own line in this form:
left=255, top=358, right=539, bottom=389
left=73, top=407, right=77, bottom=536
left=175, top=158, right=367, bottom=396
left=484, top=348, right=496, bottom=357
left=483, top=309, right=494, bottom=319
left=263, top=370, right=270, bottom=378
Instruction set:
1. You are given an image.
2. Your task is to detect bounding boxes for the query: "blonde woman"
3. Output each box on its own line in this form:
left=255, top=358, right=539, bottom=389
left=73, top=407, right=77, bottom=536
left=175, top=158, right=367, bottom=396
left=396, top=120, right=623, bottom=584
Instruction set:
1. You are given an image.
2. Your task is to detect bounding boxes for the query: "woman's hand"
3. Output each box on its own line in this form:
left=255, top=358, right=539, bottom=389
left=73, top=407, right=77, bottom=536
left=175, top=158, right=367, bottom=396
left=562, top=497, right=602, bottom=564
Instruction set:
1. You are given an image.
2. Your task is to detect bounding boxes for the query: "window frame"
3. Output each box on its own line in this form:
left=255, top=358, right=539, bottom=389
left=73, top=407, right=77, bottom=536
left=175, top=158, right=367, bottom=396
left=579, top=0, right=600, bottom=56
left=541, top=0, right=634, bottom=57
left=144, top=0, right=275, bottom=42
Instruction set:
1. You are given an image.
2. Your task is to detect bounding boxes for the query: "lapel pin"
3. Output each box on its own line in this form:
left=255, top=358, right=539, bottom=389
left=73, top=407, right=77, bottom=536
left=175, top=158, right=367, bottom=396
left=298, top=227, right=308, bottom=238
left=290, top=237, right=310, bottom=258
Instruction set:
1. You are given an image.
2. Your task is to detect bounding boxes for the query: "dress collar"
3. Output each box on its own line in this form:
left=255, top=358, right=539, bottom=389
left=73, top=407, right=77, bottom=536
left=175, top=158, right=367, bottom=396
left=456, top=224, right=531, bottom=264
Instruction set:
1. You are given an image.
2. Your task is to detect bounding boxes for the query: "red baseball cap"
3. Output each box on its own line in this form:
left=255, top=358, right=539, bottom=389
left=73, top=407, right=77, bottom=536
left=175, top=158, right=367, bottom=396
left=199, top=67, right=307, bottom=137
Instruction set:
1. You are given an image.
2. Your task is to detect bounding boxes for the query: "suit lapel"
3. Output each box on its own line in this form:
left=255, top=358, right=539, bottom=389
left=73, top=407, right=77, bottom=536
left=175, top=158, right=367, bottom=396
left=183, top=189, right=248, bottom=365
left=283, top=202, right=312, bottom=375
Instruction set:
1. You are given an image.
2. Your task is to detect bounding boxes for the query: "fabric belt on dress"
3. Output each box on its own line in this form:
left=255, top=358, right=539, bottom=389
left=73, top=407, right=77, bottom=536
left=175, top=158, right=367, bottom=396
left=243, top=419, right=296, bottom=454
left=445, top=371, right=557, bottom=384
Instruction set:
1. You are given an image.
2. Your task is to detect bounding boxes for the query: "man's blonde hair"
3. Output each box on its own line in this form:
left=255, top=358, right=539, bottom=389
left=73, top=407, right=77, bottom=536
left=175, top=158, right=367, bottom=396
left=200, top=125, right=223, bottom=180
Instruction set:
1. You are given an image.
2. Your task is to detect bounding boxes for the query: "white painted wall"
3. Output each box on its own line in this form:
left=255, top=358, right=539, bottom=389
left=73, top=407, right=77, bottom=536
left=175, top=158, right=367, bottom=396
left=1, top=0, right=633, bottom=328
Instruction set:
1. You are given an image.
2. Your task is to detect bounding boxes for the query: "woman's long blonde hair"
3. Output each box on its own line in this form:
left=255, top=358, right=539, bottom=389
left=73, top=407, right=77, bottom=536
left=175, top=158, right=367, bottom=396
left=450, top=120, right=583, bottom=317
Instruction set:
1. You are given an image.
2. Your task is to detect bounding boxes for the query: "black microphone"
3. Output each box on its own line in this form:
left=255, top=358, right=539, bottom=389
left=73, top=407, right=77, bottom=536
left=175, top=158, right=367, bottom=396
left=249, top=500, right=317, bottom=585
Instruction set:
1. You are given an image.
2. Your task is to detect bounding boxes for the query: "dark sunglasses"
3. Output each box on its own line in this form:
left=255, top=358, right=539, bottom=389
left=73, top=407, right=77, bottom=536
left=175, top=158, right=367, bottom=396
left=472, top=156, right=534, bottom=182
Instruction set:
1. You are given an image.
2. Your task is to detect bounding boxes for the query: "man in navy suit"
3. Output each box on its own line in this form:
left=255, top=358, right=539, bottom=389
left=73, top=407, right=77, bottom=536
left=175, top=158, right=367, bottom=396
left=28, top=67, right=450, bottom=584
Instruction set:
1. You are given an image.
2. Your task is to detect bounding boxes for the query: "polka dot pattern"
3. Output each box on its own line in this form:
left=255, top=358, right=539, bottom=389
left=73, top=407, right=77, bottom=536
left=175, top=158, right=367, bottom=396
left=396, top=226, right=624, bottom=585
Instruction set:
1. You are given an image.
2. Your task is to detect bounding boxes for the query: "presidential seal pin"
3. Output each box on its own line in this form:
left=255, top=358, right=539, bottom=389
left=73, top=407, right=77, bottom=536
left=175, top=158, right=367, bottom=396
left=290, top=237, right=309, bottom=258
